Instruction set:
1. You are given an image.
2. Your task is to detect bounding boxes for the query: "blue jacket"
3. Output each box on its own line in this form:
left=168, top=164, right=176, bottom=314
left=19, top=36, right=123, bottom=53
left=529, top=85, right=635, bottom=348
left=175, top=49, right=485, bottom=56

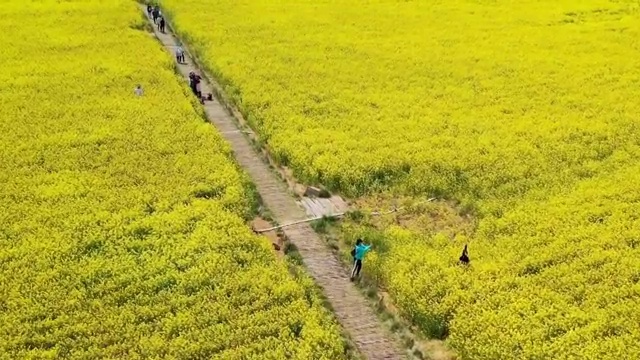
left=354, top=244, right=371, bottom=260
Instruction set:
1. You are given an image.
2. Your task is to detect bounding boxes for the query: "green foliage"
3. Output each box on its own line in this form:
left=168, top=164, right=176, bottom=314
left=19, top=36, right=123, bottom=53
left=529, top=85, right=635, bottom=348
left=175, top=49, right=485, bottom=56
left=310, top=216, right=338, bottom=234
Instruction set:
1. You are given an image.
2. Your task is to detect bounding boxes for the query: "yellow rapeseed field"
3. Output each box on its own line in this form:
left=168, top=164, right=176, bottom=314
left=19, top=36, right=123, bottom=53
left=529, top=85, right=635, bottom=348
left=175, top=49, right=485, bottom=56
left=0, top=1, right=345, bottom=358
left=160, top=0, right=640, bottom=358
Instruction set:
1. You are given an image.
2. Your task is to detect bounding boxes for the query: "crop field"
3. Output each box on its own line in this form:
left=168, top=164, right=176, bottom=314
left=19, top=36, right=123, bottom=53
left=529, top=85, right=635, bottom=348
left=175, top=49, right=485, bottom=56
left=0, top=1, right=346, bottom=358
left=160, top=0, right=640, bottom=358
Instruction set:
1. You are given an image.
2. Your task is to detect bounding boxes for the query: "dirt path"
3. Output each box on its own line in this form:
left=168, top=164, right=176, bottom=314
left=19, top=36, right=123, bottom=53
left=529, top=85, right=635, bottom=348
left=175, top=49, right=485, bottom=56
left=141, top=7, right=405, bottom=360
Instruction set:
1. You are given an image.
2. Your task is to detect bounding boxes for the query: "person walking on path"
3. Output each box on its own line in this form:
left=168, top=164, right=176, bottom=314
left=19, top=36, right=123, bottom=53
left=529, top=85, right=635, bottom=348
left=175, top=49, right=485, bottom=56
left=152, top=6, right=160, bottom=24
left=158, top=16, right=166, bottom=33
left=175, top=45, right=185, bottom=64
left=195, top=75, right=202, bottom=97
left=188, top=72, right=197, bottom=94
left=350, top=238, right=372, bottom=280
left=146, top=4, right=153, bottom=17
left=188, top=71, right=203, bottom=99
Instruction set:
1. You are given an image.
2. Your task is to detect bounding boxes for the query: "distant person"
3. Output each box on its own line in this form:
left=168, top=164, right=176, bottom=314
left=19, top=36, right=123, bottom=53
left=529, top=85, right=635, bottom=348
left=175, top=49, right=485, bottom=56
left=188, top=71, right=196, bottom=91
left=152, top=6, right=160, bottom=23
left=459, top=244, right=469, bottom=265
left=350, top=238, right=371, bottom=280
left=146, top=4, right=153, bottom=17
left=134, top=84, right=143, bottom=97
left=195, top=75, right=202, bottom=98
left=158, top=16, right=166, bottom=33
left=189, top=72, right=202, bottom=98
left=175, top=46, right=185, bottom=64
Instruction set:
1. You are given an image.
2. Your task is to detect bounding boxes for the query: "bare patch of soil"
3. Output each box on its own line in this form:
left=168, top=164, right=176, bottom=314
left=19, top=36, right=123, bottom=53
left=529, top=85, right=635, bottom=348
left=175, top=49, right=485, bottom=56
left=251, top=217, right=284, bottom=256
left=356, top=195, right=476, bottom=239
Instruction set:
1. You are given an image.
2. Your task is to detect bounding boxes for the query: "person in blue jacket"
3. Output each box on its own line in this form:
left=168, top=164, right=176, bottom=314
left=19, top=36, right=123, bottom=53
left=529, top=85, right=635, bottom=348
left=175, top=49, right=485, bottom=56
left=350, top=238, right=372, bottom=280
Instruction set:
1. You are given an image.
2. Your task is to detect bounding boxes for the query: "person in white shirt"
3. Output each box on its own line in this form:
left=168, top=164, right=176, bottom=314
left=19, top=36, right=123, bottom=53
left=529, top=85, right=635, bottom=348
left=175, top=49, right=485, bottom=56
left=175, top=46, right=185, bottom=64
left=134, top=84, right=143, bottom=97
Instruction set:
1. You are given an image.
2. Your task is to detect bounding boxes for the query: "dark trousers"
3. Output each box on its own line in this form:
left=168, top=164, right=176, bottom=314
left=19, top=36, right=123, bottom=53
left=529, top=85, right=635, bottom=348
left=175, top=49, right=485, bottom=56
left=190, top=83, right=202, bottom=99
left=351, top=259, right=362, bottom=278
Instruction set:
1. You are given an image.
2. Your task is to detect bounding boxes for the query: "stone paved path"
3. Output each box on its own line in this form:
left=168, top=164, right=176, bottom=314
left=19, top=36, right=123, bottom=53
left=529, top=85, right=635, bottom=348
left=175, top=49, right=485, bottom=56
left=142, top=8, right=405, bottom=360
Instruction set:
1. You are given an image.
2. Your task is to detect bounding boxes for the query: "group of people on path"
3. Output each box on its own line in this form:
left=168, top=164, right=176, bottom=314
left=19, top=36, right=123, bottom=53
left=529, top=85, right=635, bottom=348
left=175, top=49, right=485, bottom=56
left=143, top=4, right=210, bottom=104
left=147, top=4, right=165, bottom=33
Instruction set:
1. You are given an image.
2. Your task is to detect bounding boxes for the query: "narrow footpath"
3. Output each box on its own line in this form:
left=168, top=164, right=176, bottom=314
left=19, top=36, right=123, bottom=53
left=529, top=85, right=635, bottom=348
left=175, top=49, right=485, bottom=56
left=142, top=7, right=404, bottom=360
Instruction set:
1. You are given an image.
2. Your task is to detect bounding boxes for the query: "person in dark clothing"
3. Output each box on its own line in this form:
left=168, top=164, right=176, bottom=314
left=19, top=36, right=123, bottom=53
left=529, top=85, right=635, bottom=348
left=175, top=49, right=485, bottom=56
left=188, top=72, right=202, bottom=99
left=188, top=72, right=197, bottom=94
left=146, top=4, right=153, bottom=17
left=158, top=16, right=166, bottom=33
left=152, top=6, right=160, bottom=24
left=350, top=239, right=372, bottom=280
left=195, top=76, right=202, bottom=98
left=459, top=244, right=469, bottom=265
